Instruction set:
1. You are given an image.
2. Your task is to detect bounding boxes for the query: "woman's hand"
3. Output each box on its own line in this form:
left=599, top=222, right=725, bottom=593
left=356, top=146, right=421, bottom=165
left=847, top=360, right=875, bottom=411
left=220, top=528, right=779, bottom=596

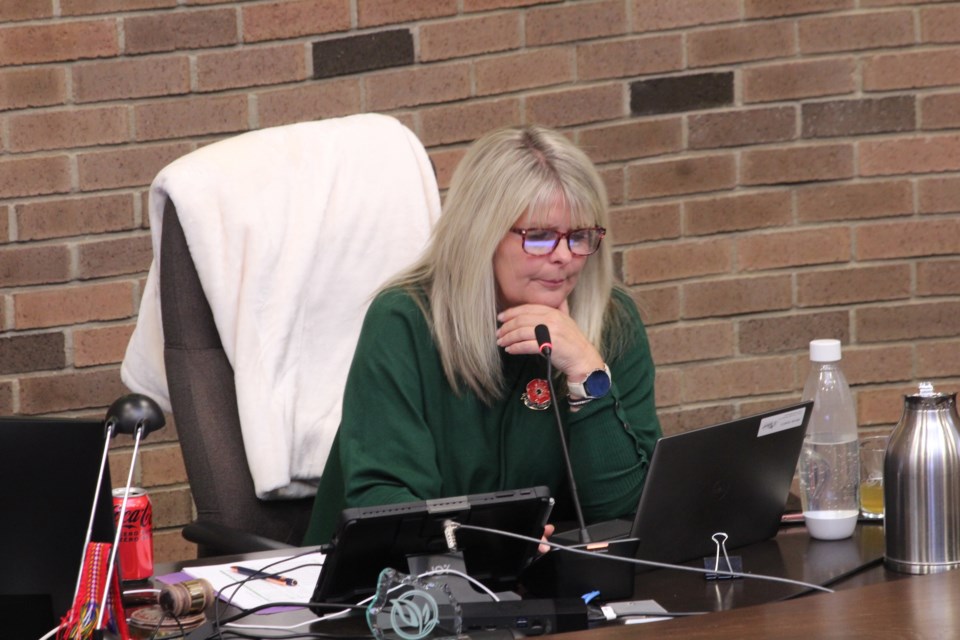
left=539, top=523, right=556, bottom=554
left=496, top=301, right=604, bottom=382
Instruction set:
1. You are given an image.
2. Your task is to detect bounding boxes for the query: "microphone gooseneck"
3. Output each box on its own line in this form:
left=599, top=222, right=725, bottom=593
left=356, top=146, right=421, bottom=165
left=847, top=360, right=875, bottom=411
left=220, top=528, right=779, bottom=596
left=535, top=324, right=591, bottom=544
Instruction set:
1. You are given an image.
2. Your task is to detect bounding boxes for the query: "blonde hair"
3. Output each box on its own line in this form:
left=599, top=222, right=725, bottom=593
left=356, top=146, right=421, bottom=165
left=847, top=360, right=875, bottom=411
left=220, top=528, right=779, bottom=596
left=390, top=126, right=619, bottom=401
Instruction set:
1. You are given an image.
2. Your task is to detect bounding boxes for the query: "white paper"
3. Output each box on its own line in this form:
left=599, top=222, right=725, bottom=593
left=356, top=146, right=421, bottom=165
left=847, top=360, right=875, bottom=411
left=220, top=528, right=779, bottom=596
left=182, top=551, right=326, bottom=612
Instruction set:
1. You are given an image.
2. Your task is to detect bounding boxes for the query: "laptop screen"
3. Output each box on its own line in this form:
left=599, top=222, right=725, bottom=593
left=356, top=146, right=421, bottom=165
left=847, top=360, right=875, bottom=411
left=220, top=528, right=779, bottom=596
left=0, top=417, right=115, bottom=640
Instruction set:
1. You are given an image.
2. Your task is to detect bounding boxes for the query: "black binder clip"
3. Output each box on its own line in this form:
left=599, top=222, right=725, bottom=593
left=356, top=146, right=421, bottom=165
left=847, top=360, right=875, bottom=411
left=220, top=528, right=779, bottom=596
left=703, top=532, right=742, bottom=580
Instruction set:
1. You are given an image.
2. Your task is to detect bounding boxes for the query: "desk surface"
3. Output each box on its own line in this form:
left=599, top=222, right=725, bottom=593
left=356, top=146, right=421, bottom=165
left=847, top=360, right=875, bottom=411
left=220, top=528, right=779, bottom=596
left=163, top=521, right=951, bottom=639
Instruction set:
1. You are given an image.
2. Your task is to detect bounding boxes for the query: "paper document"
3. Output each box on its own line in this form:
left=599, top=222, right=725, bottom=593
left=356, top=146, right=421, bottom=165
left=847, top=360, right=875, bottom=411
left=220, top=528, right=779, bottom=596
left=182, top=551, right=325, bottom=613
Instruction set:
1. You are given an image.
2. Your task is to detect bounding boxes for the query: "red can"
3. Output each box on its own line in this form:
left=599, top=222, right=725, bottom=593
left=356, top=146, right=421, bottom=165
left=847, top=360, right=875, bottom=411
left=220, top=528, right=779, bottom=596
left=112, top=487, right=154, bottom=581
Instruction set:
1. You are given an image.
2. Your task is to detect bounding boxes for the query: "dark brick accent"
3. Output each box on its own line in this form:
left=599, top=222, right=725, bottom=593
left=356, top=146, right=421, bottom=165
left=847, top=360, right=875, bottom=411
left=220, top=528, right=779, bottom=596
left=802, top=96, right=916, bottom=138
left=312, top=29, right=414, bottom=79
left=630, top=72, right=733, bottom=116
left=0, top=332, right=65, bottom=374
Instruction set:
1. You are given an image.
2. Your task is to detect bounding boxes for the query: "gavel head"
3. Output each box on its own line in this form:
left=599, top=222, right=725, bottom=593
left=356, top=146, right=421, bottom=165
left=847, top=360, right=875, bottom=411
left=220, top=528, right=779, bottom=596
left=158, top=579, right=214, bottom=617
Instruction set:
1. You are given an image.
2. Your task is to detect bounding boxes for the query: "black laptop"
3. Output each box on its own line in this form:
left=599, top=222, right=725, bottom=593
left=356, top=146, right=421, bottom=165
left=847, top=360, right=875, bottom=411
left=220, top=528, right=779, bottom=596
left=555, top=401, right=813, bottom=566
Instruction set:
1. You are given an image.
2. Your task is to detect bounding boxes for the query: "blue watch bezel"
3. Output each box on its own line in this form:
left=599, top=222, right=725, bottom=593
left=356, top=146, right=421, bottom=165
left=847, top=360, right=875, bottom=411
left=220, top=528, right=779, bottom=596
left=584, top=368, right=611, bottom=398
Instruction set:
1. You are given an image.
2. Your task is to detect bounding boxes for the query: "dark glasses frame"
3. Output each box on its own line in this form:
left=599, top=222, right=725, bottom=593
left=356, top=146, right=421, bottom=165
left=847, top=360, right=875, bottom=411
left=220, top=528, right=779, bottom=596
left=509, top=226, right=607, bottom=256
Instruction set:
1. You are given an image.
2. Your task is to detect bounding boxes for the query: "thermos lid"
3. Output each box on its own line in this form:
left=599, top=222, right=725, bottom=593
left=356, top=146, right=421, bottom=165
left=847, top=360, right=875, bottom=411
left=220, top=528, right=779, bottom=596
left=809, top=339, right=842, bottom=362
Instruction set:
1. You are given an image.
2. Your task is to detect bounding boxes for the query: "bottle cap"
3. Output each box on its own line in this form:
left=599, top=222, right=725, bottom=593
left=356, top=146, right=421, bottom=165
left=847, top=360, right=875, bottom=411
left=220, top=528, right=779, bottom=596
left=809, top=339, right=842, bottom=362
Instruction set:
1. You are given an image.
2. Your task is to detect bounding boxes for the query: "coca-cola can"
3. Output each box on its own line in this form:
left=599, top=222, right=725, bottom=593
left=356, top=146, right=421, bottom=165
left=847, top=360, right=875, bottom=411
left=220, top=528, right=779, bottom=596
left=112, top=487, right=154, bottom=581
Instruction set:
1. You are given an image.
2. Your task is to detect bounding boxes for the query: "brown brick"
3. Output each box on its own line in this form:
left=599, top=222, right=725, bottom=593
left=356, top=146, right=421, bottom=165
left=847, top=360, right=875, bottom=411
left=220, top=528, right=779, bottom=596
left=19, top=368, right=127, bottom=415
left=0, top=0, right=54, bottom=21
left=599, top=165, right=624, bottom=205
left=135, top=95, right=247, bottom=141
left=862, top=133, right=960, bottom=176
left=683, top=275, right=793, bottom=320
left=918, top=177, right=960, bottom=214
left=799, top=9, right=914, bottom=54
left=148, top=485, right=194, bottom=530
left=78, top=234, right=153, bottom=279
left=737, top=227, right=851, bottom=272
left=622, top=239, right=732, bottom=285
left=0, top=67, right=66, bottom=111
left=857, top=301, right=960, bottom=343
left=578, top=118, right=682, bottom=165
left=525, top=83, right=623, bottom=128
left=689, top=106, right=795, bottom=149
left=475, top=48, right=573, bottom=97
left=243, top=0, right=350, bottom=43
left=77, top=142, right=192, bottom=191
left=16, top=194, right=136, bottom=241
left=857, top=218, right=960, bottom=260
left=8, top=105, right=128, bottom=152
left=864, top=48, right=960, bottom=91
left=628, top=285, right=679, bottom=326
left=0, top=19, right=118, bottom=65
left=428, top=147, right=466, bottom=190
left=745, top=0, right=852, bottom=18
left=796, top=180, right=913, bottom=222
left=922, top=5, right=960, bottom=43
left=124, top=7, right=236, bottom=54
left=647, top=321, right=734, bottom=365
left=742, top=143, right=854, bottom=186
left=74, top=323, right=136, bottom=367
left=464, top=0, right=560, bottom=10
left=0, top=244, right=70, bottom=287
left=0, top=381, right=13, bottom=414
left=740, top=311, right=850, bottom=355
left=141, top=444, right=188, bottom=486
left=659, top=403, right=736, bottom=435
left=685, top=191, right=792, bottom=236
left=0, top=155, right=70, bottom=199
left=155, top=528, right=198, bottom=564
left=0, top=207, right=8, bottom=242
left=798, top=264, right=912, bottom=307
left=609, top=203, right=681, bottom=245
left=628, top=154, right=736, bottom=199
left=14, top=281, right=135, bottom=330
left=917, top=339, right=960, bottom=378
left=577, top=34, right=683, bottom=81
left=857, top=386, right=910, bottom=428
left=312, top=29, right=413, bottom=79
left=196, top=44, right=306, bottom=93
left=0, top=332, right=65, bottom=375
left=688, top=22, right=795, bottom=68
left=844, top=345, right=913, bottom=386
left=358, top=0, right=456, bottom=27
left=256, top=78, right=361, bottom=128
left=526, top=0, right=626, bottom=46
left=61, top=0, right=177, bottom=15
left=420, top=99, right=520, bottom=147
left=744, top=58, right=856, bottom=103
left=803, top=96, right=915, bottom=138
left=632, top=0, right=740, bottom=32
left=631, top=72, right=733, bottom=117
left=420, top=12, right=520, bottom=62
left=921, top=92, right=960, bottom=130
left=107, top=449, right=134, bottom=490
left=73, top=55, right=190, bottom=103
left=681, top=355, right=796, bottom=403
left=918, top=259, right=960, bottom=296
left=365, top=62, right=470, bottom=111
left=654, top=367, right=681, bottom=410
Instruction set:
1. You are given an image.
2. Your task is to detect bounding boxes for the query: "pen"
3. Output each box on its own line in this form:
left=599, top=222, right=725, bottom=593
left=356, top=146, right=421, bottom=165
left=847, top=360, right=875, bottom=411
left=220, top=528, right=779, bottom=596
left=230, top=565, right=298, bottom=586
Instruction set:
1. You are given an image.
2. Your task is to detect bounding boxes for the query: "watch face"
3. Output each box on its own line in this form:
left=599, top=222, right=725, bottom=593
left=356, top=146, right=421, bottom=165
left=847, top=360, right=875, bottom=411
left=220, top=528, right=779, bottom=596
left=584, top=369, right=611, bottom=398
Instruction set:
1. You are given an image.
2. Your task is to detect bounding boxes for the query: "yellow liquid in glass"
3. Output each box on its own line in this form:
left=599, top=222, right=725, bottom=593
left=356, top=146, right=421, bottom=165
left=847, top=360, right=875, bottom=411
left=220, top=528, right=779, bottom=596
left=860, top=480, right=884, bottom=517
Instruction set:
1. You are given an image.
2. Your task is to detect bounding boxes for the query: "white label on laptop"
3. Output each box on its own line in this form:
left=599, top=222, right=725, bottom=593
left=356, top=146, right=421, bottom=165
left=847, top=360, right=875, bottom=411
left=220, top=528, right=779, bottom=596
left=757, top=406, right=807, bottom=437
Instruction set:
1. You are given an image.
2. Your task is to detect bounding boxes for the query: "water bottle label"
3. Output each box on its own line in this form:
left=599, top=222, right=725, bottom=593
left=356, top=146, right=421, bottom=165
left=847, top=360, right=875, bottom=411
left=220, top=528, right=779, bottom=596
left=757, top=406, right=807, bottom=437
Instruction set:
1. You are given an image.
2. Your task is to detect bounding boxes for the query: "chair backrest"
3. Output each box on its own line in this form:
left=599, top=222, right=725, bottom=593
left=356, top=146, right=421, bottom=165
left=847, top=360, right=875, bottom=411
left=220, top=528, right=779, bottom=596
left=160, top=199, right=314, bottom=548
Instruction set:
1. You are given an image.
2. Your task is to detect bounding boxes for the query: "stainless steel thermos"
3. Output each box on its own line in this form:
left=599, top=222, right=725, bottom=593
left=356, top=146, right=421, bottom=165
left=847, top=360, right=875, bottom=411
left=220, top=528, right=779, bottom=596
left=884, top=382, right=960, bottom=574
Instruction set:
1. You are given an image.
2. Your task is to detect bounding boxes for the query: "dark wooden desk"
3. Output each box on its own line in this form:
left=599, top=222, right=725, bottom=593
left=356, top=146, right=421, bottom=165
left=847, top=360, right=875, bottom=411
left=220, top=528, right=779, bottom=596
left=161, top=521, right=950, bottom=639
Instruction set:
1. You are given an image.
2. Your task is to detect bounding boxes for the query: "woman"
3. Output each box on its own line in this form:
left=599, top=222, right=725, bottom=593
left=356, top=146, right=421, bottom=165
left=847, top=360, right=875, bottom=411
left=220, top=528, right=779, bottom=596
left=303, top=125, right=661, bottom=545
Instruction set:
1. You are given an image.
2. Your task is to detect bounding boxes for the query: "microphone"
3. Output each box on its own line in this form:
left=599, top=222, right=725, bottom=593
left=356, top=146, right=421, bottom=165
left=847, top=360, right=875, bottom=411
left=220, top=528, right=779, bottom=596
left=535, top=324, right=552, bottom=357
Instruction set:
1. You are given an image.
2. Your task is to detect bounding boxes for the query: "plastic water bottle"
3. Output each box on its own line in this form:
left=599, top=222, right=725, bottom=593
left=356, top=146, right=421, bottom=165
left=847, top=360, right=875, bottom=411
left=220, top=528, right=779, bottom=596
left=798, top=339, right=860, bottom=540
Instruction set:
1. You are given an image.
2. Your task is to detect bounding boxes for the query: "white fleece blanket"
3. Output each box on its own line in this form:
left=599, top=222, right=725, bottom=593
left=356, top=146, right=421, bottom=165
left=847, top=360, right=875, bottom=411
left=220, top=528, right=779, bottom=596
left=121, top=114, right=441, bottom=499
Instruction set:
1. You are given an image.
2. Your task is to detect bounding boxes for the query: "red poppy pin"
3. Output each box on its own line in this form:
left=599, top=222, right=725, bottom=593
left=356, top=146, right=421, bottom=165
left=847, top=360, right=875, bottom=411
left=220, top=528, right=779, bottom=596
left=522, top=378, right=551, bottom=410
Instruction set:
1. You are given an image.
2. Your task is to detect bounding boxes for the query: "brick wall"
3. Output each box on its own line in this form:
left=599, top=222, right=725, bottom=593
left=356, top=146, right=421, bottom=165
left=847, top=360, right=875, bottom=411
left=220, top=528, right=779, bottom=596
left=2, top=0, right=959, bottom=562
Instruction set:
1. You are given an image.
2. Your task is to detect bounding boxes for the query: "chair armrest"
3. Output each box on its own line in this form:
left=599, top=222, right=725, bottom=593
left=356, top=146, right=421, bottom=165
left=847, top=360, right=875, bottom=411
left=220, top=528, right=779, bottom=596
left=182, top=520, right=296, bottom=557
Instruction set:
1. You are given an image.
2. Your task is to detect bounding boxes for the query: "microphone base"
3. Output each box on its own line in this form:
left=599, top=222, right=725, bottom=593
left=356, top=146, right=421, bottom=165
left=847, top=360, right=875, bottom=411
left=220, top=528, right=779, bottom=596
left=520, top=538, right=637, bottom=602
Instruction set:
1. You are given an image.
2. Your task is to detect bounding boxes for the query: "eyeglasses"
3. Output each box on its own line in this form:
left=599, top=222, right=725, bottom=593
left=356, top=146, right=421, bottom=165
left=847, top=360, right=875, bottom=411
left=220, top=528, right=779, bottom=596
left=510, top=227, right=606, bottom=256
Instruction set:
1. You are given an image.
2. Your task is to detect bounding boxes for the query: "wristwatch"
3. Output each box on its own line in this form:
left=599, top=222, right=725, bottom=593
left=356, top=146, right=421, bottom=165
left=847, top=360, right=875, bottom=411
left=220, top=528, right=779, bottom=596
left=568, top=364, right=612, bottom=399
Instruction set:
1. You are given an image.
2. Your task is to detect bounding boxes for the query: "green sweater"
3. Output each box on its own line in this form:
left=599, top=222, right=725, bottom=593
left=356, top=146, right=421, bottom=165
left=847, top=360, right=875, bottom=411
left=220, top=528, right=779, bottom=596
left=303, top=287, right=661, bottom=545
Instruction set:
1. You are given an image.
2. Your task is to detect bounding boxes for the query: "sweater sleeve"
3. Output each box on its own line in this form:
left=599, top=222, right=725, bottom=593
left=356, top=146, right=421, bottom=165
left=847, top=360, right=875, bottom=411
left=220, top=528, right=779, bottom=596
left=336, top=289, right=443, bottom=508
left=565, top=290, right=661, bottom=522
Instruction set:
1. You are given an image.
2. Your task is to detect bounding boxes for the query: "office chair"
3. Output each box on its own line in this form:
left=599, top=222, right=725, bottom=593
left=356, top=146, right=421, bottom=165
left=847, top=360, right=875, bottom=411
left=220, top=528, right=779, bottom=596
left=124, top=115, right=441, bottom=556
